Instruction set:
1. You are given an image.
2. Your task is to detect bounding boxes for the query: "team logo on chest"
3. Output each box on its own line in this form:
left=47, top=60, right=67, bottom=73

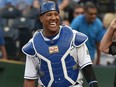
left=49, top=46, right=59, bottom=54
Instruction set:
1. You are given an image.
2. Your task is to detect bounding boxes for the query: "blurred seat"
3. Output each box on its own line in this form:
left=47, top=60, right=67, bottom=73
left=12, top=17, right=35, bottom=31
left=0, top=18, right=7, bottom=27
left=3, top=26, right=19, bottom=40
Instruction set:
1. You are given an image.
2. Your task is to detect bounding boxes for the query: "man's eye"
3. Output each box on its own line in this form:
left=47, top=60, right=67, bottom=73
left=55, top=13, right=59, bottom=16
left=47, top=14, right=51, bottom=16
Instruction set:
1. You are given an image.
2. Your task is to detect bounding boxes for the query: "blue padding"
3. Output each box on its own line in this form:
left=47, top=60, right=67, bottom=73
left=22, top=42, right=35, bottom=56
left=74, top=33, right=88, bottom=46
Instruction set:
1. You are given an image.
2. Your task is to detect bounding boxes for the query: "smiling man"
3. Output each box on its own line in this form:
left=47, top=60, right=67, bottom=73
left=22, top=1, right=99, bottom=87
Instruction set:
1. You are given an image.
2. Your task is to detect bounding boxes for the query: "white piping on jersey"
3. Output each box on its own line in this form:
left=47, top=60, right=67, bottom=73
left=32, top=32, right=54, bottom=87
left=36, top=53, right=54, bottom=87
left=61, top=45, right=76, bottom=85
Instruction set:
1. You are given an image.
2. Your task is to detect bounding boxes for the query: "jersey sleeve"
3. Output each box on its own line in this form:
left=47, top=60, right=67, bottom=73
left=24, top=55, right=39, bottom=79
left=77, top=44, right=92, bottom=69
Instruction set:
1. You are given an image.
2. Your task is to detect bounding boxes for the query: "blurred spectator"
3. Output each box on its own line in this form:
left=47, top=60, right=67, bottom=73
left=103, top=13, right=116, bottom=29
left=23, top=0, right=40, bottom=19
left=67, top=0, right=85, bottom=23
left=32, top=0, right=40, bottom=9
left=71, top=2, right=105, bottom=65
left=7, top=0, right=33, bottom=13
left=73, top=4, right=84, bottom=18
left=0, top=4, right=22, bottom=19
left=0, top=28, right=7, bottom=60
left=58, top=0, right=69, bottom=11
left=30, top=0, right=43, bottom=31
left=62, top=17, right=70, bottom=26
left=100, top=13, right=116, bottom=65
left=7, top=0, right=33, bottom=8
left=58, top=0, right=70, bottom=20
left=100, top=18, right=116, bottom=87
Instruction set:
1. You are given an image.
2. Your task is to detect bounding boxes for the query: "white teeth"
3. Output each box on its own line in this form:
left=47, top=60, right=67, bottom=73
left=50, top=22, right=56, bottom=27
left=50, top=22, right=55, bottom=25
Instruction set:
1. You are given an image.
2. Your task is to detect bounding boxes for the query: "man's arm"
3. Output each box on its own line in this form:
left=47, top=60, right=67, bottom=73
left=100, top=18, right=116, bottom=53
left=77, top=43, right=98, bottom=87
left=23, top=55, right=40, bottom=87
left=95, top=42, right=101, bottom=65
left=82, top=65, right=98, bottom=87
left=0, top=45, right=7, bottom=59
left=59, top=0, right=70, bottom=10
left=23, top=79, right=35, bottom=87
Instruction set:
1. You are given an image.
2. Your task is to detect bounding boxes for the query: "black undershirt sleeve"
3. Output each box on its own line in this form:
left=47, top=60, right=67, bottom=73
left=109, top=41, right=116, bottom=55
left=82, top=65, right=99, bottom=87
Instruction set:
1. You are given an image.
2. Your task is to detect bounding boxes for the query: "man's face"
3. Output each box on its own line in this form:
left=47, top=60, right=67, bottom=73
left=73, top=7, right=84, bottom=18
left=85, top=8, right=97, bottom=23
left=40, top=11, right=60, bottom=34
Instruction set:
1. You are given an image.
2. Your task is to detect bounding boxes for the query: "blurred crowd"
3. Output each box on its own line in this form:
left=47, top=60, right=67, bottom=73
left=0, top=0, right=115, bottom=65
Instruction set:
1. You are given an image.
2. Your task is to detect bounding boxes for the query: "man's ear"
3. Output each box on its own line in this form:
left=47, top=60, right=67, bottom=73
left=39, top=16, right=43, bottom=23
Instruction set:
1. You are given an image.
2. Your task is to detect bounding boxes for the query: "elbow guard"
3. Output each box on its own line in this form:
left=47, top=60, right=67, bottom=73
left=82, top=65, right=99, bottom=87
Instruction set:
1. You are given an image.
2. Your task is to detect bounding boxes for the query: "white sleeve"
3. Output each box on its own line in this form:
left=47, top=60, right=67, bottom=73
left=24, top=55, right=39, bottom=79
left=77, top=44, right=92, bottom=69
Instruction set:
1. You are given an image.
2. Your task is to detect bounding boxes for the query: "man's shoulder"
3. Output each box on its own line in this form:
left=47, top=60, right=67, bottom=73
left=60, top=25, right=73, bottom=31
left=74, top=31, right=88, bottom=47
left=75, top=15, right=85, bottom=21
left=22, top=39, right=36, bottom=56
left=95, top=17, right=103, bottom=25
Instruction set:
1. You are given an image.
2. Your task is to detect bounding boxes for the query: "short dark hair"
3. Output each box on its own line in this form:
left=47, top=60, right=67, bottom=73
left=74, top=4, right=84, bottom=11
left=84, top=2, right=96, bottom=12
